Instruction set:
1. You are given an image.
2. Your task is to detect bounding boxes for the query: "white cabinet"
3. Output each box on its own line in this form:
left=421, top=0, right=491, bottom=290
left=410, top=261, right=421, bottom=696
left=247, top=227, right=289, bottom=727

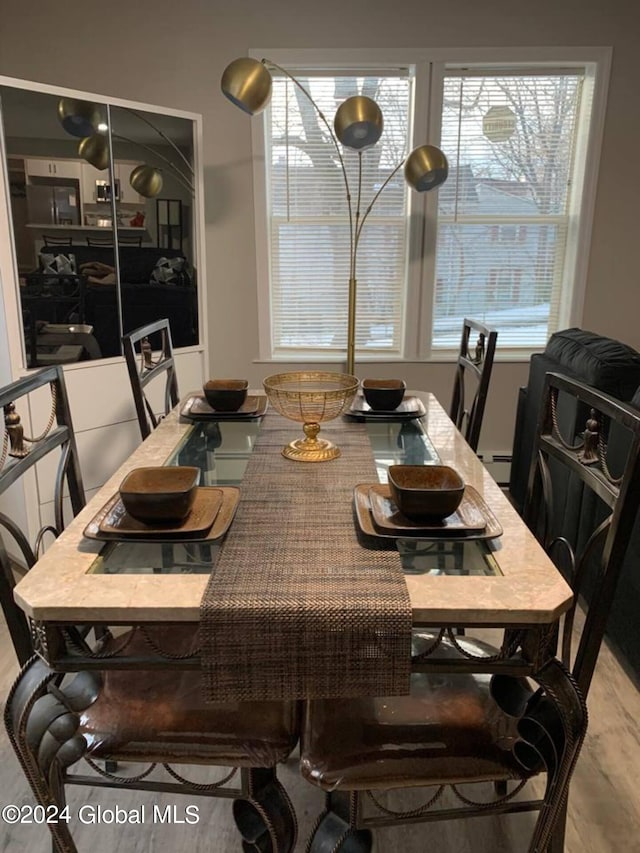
left=25, top=158, right=81, bottom=180
left=116, top=161, right=144, bottom=205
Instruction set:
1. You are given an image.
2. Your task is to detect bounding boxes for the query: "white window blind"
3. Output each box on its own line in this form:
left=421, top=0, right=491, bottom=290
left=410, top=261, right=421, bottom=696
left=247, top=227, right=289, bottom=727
left=265, top=71, right=412, bottom=358
left=433, top=71, right=585, bottom=349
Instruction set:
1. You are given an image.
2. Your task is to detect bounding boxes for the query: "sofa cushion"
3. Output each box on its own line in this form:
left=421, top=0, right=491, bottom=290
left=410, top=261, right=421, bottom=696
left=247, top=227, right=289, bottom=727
left=510, top=329, right=640, bottom=511
left=544, top=328, right=640, bottom=400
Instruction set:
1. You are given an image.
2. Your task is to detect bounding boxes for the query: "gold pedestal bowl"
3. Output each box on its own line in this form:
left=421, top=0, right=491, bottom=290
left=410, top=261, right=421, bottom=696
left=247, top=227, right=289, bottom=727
left=263, top=371, right=359, bottom=462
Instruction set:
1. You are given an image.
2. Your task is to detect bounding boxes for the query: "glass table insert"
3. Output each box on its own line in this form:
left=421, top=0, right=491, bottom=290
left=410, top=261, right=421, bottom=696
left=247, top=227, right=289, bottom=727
left=89, top=415, right=500, bottom=576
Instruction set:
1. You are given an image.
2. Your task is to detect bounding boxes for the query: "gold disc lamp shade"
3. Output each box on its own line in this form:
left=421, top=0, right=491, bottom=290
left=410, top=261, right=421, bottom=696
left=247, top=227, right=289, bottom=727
left=404, top=144, right=449, bottom=192
left=334, top=96, right=383, bottom=150
left=221, top=57, right=273, bottom=115
left=78, top=134, right=109, bottom=171
left=221, top=56, right=449, bottom=375
left=60, top=101, right=195, bottom=196
left=77, top=140, right=163, bottom=196
left=57, top=98, right=103, bottom=138
left=130, top=164, right=164, bottom=198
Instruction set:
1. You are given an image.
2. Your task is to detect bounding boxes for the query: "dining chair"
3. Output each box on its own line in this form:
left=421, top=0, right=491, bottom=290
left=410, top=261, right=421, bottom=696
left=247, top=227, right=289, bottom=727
left=85, top=235, right=113, bottom=246
left=449, top=317, right=498, bottom=452
left=42, top=235, right=73, bottom=246
left=6, top=630, right=300, bottom=853
left=0, top=365, right=85, bottom=665
left=86, top=236, right=143, bottom=247
left=300, top=371, right=640, bottom=852
left=122, top=317, right=179, bottom=440
left=3, top=372, right=299, bottom=853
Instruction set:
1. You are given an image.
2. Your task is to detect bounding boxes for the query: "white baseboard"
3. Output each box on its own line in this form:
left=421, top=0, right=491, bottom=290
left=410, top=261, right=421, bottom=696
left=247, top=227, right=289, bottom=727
left=477, top=451, right=512, bottom=486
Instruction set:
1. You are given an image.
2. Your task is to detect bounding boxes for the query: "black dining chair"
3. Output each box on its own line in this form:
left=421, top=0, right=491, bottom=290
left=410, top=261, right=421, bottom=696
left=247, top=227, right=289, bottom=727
left=0, top=365, right=85, bottom=665
left=122, top=318, right=179, bottom=440
left=300, top=371, right=640, bottom=852
left=449, top=317, right=498, bottom=452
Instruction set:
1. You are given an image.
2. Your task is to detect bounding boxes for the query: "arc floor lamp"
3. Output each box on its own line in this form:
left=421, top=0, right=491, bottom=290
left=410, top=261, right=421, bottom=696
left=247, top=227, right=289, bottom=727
left=221, top=56, right=448, bottom=375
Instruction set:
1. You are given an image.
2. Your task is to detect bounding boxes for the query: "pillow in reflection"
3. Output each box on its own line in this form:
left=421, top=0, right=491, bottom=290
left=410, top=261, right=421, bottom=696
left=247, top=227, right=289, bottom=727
left=150, top=256, right=191, bottom=286
left=39, top=252, right=76, bottom=274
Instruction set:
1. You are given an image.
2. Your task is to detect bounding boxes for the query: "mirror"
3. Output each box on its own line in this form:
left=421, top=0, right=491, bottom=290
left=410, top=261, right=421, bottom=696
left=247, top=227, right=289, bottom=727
left=0, top=83, right=199, bottom=368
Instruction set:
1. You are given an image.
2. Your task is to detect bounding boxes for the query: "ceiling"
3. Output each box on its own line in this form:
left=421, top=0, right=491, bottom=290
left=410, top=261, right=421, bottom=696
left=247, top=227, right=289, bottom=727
left=0, top=86, right=193, bottom=146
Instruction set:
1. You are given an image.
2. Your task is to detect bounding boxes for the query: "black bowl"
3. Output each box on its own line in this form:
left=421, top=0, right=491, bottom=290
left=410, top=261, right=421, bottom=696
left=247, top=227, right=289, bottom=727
left=388, top=464, right=465, bottom=521
left=362, top=378, right=406, bottom=411
left=119, top=466, right=199, bottom=522
left=203, top=379, right=248, bottom=412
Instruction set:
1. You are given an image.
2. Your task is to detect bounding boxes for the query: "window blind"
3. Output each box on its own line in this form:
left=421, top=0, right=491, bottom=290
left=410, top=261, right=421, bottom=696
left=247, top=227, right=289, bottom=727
left=433, top=71, right=584, bottom=349
left=266, top=72, right=412, bottom=357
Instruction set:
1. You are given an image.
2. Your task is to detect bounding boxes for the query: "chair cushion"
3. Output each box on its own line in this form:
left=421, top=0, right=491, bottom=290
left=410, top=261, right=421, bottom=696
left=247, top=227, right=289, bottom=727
left=80, top=628, right=300, bottom=767
left=300, top=633, right=528, bottom=791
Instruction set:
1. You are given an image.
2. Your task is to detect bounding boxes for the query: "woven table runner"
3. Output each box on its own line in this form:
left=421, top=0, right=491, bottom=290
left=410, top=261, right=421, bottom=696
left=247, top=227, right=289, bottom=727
left=200, top=411, right=411, bottom=702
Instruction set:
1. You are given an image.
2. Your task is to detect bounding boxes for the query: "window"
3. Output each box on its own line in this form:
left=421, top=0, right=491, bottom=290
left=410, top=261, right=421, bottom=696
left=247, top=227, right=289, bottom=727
left=264, top=69, right=412, bottom=358
left=432, top=70, right=587, bottom=350
left=253, top=50, right=609, bottom=360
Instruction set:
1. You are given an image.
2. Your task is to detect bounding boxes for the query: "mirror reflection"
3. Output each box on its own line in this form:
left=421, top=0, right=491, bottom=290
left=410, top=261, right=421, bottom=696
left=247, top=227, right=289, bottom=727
left=1, top=85, right=198, bottom=368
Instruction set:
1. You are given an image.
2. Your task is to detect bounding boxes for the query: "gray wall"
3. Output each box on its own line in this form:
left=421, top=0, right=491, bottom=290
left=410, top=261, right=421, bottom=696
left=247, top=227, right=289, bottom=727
left=1, top=0, right=639, bottom=453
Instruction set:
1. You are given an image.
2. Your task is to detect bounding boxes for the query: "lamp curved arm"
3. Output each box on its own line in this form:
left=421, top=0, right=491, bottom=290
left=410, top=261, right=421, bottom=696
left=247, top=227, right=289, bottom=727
left=354, top=158, right=405, bottom=253
left=112, top=134, right=194, bottom=194
left=122, top=108, right=195, bottom=176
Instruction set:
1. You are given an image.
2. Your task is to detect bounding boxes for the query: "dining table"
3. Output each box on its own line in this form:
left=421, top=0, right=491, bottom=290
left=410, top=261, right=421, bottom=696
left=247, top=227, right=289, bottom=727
left=10, top=386, right=581, bottom=850
left=14, top=389, right=573, bottom=654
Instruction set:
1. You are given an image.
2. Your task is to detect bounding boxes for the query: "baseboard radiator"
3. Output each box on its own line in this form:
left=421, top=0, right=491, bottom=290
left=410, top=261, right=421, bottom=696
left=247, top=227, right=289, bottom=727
left=477, top=451, right=512, bottom=488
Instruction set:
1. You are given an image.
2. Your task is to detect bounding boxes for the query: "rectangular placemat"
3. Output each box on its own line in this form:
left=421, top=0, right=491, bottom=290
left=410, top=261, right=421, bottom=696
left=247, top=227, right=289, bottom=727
left=200, top=412, right=412, bottom=701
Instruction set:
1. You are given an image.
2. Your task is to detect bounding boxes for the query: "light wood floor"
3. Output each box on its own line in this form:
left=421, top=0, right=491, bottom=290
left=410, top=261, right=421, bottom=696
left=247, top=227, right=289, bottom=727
left=0, top=617, right=638, bottom=853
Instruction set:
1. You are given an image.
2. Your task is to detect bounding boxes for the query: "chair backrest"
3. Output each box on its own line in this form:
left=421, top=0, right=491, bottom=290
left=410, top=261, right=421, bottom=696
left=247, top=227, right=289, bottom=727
left=0, top=365, right=85, bottom=664
left=523, top=371, right=640, bottom=699
left=122, top=318, right=179, bottom=440
left=86, top=236, right=143, bottom=247
left=449, top=318, right=498, bottom=452
left=42, top=235, right=73, bottom=246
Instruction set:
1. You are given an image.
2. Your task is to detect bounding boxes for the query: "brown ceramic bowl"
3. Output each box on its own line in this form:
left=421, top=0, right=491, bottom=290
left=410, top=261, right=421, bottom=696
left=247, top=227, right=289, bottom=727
left=203, top=379, right=248, bottom=412
left=119, top=466, right=199, bottom=522
left=362, top=378, right=406, bottom=411
left=388, top=464, right=465, bottom=521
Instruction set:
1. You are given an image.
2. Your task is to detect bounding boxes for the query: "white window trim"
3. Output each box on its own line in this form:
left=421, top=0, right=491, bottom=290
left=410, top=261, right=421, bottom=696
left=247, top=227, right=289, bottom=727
left=249, top=46, right=612, bottom=363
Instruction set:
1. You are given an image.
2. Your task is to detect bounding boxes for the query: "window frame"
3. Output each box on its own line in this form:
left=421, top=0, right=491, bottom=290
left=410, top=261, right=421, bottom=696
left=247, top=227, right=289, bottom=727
left=249, top=47, right=611, bottom=363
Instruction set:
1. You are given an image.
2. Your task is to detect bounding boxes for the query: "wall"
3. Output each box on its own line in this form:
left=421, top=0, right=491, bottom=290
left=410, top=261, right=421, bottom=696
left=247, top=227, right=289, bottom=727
left=1, top=0, right=640, bottom=454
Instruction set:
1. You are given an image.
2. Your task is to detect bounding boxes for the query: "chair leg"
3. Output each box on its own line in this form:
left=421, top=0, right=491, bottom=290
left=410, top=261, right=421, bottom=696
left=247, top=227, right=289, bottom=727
left=525, top=660, right=586, bottom=853
left=545, top=799, right=568, bottom=853
left=233, top=767, right=297, bottom=852
left=307, top=792, right=372, bottom=853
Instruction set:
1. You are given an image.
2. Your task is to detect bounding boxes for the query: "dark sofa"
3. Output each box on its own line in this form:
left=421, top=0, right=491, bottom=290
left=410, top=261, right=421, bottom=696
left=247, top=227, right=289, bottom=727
left=509, top=328, right=640, bottom=679
left=25, top=245, right=197, bottom=358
